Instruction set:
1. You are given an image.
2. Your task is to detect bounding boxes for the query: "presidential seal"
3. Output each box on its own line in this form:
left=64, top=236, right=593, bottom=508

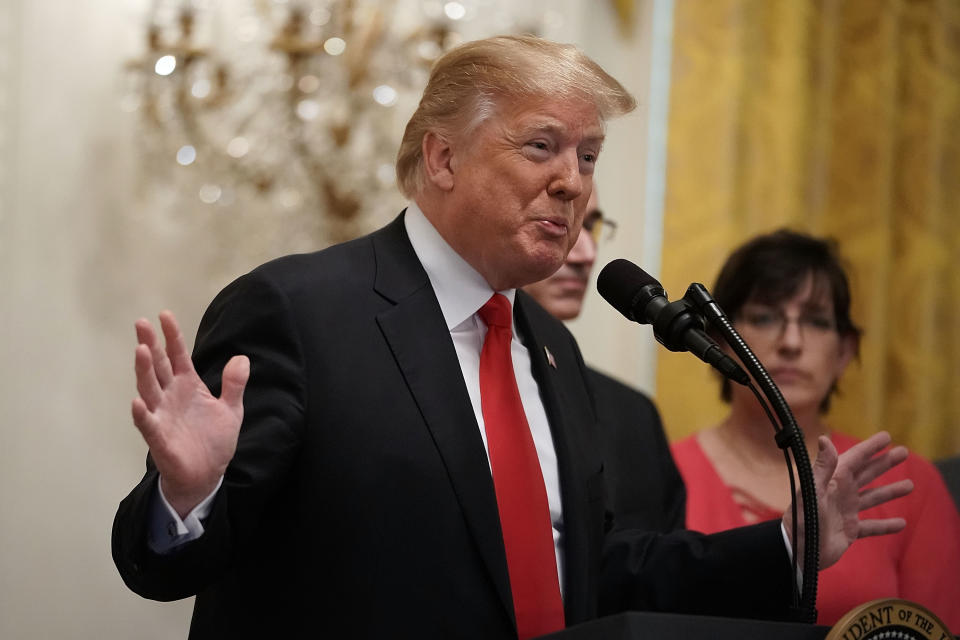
left=825, top=599, right=954, bottom=640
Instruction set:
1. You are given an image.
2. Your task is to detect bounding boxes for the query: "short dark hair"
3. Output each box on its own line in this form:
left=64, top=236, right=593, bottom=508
left=711, top=229, right=862, bottom=411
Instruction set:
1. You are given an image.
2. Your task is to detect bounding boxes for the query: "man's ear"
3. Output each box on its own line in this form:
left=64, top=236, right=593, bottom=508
left=422, top=131, right=455, bottom=191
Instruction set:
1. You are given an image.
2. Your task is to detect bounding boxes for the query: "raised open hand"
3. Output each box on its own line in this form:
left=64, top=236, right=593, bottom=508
left=783, top=431, right=913, bottom=570
left=131, top=310, right=249, bottom=518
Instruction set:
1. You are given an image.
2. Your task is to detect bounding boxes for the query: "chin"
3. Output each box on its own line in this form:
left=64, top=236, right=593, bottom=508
left=527, top=260, right=567, bottom=286
left=507, top=245, right=567, bottom=290
left=781, top=392, right=822, bottom=415
left=547, top=300, right=582, bottom=321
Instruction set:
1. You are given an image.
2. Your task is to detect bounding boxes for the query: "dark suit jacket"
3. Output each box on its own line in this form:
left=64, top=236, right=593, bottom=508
left=935, top=455, right=960, bottom=513
left=113, top=213, right=793, bottom=639
left=588, top=369, right=686, bottom=534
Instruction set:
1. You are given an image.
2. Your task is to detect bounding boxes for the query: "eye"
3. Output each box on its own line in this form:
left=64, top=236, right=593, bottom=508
left=802, top=315, right=836, bottom=332
left=743, top=311, right=779, bottom=329
left=523, top=140, right=552, bottom=160
left=578, top=152, right=598, bottom=174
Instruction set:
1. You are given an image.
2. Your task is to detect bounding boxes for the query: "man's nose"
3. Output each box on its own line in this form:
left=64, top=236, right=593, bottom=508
left=547, top=150, right=584, bottom=201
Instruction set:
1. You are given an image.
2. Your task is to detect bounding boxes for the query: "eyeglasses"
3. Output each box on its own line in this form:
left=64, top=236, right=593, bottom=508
left=737, top=306, right=838, bottom=342
left=582, top=210, right=617, bottom=244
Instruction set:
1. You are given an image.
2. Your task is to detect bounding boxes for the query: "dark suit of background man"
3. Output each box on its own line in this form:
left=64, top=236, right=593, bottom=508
left=522, top=187, right=686, bottom=534
left=113, top=35, right=913, bottom=640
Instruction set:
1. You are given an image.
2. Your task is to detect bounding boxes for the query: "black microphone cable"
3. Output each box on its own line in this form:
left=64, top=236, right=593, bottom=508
left=597, top=259, right=819, bottom=622
left=683, top=283, right=817, bottom=623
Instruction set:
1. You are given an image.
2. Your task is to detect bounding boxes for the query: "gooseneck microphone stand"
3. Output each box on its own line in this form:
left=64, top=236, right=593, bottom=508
left=683, top=283, right=819, bottom=624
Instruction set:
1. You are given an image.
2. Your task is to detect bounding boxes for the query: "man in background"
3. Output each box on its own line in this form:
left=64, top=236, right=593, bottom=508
left=522, top=188, right=686, bottom=533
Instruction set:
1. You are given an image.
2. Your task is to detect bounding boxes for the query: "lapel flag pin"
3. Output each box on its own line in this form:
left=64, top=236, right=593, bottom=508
left=544, top=345, right=557, bottom=369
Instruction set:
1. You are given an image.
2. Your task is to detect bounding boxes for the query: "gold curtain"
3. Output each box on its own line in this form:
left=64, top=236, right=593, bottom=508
left=657, top=0, right=960, bottom=460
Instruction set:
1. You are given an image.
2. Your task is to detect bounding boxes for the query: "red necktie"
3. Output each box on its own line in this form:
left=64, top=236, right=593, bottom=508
left=478, top=293, right=565, bottom=639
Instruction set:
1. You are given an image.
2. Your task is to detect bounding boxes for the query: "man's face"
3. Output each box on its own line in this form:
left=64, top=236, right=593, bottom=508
left=436, top=96, right=604, bottom=291
left=522, top=188, right=599, bottom=320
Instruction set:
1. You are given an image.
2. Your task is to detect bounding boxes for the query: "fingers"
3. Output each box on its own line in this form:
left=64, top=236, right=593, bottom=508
left=135, top=317, right=174, bottom=388
left=840, top=431, right=893, bottom=470
left=131, top=397, right=161, bottom=449
left=812, top=435, right=838, bottom=497
left=135, top=344, right=164, bottom=410
left=159, top=310, right=195, bottom=376
left=134, top=312, right=186, bottom=409
left=858, top=517, right=906, bottom=538
left=855, top=445, right=908, bottom=487
left=859, top=479, right=914, bottom=512
left=220, top=355, right=250, bottom=410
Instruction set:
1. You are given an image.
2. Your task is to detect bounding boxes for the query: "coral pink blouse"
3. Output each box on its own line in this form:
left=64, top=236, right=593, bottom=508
left=671, top=432, right=960, bottom=631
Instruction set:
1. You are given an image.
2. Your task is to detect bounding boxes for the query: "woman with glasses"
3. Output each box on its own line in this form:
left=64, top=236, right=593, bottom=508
left=670, top=229, right=960, bottom=628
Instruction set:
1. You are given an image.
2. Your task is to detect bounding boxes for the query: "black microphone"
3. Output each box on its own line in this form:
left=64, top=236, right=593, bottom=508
left=597, top=259, right=749, bottom=385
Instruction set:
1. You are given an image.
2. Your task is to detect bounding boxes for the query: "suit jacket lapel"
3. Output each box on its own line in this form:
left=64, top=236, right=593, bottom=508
left=514, top=291, right=602, bottom=624
left=370, top=215, right=515, bottom=623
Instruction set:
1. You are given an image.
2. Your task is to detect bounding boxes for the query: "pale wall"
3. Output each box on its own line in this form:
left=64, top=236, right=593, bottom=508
left=0, top=1, right=198, bottom=638
left=567, top=0, right=668, bottom=394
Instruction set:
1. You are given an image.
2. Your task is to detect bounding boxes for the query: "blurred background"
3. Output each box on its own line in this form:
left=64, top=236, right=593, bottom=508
left=0, top=0, right=956, bottom=637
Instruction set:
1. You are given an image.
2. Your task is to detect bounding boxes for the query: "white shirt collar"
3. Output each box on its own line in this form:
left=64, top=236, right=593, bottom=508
left=404, top=201, right=517, bottom=331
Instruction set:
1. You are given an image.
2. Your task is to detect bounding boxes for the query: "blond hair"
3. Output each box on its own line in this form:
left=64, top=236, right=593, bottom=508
left=395, top=35, right=636, bottom=198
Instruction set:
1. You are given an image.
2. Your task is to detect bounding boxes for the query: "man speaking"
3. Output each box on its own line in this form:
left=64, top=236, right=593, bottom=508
left=113, top=35, right=912, bottom=639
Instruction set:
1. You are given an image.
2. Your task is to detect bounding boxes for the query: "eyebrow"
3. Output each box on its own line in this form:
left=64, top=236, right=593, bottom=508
left=743, top=301, right=833, bottom=313
left=517, top=120, right=606, bottom=146
left=800, top=301, right=833, bottom=313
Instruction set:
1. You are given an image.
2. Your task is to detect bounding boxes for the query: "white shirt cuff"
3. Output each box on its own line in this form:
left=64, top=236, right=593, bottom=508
left=147, top=476, right=223, bottom=554
left=781, top=521, right=803, bottom=592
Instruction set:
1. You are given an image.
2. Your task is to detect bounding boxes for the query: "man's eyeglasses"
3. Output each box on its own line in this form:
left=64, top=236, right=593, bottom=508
left=737, top=305, right=838, bottom=342
left=582, top=210, right=617, bottom=244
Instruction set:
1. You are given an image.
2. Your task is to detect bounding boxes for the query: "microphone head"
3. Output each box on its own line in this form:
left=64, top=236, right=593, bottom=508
left=597, top=259, right=662, bottom=322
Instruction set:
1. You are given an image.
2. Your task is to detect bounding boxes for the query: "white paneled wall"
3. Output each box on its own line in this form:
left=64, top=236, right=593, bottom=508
left=1, top=2, right=197, bottom=637
left=568, top=0, right=671, bottom=396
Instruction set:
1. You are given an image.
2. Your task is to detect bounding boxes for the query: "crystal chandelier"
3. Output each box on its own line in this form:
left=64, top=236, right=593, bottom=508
left=122, top=0, right=565, bottom=243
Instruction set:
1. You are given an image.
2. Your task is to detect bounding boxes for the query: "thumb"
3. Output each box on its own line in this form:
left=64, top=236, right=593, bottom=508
left=220, top=355, right=250, bottom=409
left=813, top=435, right=838, bottom=498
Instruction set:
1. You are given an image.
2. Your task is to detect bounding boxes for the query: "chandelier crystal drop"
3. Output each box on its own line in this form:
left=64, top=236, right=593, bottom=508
left=122, top=0, right=563, bottom=243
